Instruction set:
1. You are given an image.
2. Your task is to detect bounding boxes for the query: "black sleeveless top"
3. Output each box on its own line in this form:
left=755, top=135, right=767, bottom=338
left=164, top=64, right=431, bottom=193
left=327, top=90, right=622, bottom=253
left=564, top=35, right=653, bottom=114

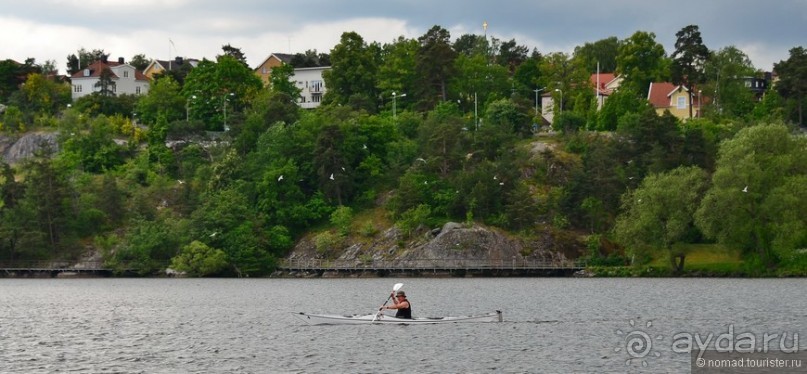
left=396, top=300, right=412, bottom=319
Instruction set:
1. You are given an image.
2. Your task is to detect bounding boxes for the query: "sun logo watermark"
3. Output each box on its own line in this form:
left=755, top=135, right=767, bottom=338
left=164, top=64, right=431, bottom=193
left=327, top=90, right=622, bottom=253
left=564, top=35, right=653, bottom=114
left=615, top=319, right=664, bottom=367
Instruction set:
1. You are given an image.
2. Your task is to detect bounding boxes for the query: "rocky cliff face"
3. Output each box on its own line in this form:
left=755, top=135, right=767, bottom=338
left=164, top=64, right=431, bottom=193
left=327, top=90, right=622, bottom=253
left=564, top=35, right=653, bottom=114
left=0, top=132, right=59, bottom=164
left=287, top=221, right=579, bottom=265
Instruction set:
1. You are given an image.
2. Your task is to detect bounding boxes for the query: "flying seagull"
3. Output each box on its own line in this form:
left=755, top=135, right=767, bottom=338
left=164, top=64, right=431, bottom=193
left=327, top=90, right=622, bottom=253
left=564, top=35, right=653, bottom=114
left=277, top=175, right=284, bottom=181
left=329, top=173, right=334, bottom=180
left=742, top=186, right=748, bottom=193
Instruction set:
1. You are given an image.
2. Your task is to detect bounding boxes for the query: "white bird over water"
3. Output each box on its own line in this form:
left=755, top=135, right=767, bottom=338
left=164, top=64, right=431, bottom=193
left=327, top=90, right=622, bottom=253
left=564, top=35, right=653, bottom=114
left=329, top=173, right=334, bottom=180
left=277, top=175, right=284, bottom=181
left=742, top=186, right=748, bottom=193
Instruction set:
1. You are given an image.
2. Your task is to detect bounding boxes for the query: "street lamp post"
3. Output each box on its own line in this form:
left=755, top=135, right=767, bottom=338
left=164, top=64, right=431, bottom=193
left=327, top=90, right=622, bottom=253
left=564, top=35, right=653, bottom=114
left=392, top=91, right=406, bottom=123
left=698, top=90, right=702, bottom=118
left=222, top=92, right=234, bottom=131
left=186, top=95, right=196, bottom=122
left=554, top=88, right=563, bottom=115
left=533, top=87, right=545, bottom=116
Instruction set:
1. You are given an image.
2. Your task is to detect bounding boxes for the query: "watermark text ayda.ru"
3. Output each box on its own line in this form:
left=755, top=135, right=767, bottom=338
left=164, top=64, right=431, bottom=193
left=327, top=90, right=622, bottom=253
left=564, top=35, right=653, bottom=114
left=673, top=324, right=799, bottom=358
left=616, top=319, right=800, bottom=367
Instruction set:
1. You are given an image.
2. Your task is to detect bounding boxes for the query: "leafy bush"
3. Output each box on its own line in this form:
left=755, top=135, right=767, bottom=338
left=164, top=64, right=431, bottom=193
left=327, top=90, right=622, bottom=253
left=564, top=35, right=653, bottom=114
left=170, top=240, right=228, bottom=277
left=330, top=205, right=353, bottom=236
left=396, top=204, right=432, bottom=237
left=315, top=231, right=340, bottom=256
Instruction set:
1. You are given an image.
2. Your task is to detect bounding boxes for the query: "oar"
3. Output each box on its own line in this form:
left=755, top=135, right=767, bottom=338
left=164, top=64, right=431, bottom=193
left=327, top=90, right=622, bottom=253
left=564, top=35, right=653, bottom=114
left=372, top=283, right=403, bottom=322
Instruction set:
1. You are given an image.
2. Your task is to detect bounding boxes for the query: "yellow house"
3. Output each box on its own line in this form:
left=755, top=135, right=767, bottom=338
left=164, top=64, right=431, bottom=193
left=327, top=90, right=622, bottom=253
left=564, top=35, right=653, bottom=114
left=142, top=57, right=199, bottom=79
left=647, top=82, right=704, bottom=121
left=253, top=53, right=293, bottom=86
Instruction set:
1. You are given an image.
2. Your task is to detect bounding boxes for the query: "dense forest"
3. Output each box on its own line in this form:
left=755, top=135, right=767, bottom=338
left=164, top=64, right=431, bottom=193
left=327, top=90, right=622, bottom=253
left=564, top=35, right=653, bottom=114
left=1, top=24, right=806, bottom=276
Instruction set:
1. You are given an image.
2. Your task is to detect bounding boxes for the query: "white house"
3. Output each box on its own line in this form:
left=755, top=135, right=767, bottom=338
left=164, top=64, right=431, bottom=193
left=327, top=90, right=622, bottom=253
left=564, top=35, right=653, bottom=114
left=293, top=66, right=329, bottom=109
left=70, top=58, right=150, bottom=100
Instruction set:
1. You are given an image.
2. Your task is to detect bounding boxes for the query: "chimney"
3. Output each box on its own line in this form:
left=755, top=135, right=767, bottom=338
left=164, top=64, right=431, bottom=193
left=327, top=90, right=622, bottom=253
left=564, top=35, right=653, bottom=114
left=118, top=57, right=125, bottom=64
left=175, top=56, right=184, bottom=65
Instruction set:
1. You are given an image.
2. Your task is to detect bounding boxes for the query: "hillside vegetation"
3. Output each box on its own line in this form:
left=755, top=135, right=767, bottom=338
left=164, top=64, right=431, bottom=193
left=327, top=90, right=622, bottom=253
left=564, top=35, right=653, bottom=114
left=1, top=27, right=806, bottom=276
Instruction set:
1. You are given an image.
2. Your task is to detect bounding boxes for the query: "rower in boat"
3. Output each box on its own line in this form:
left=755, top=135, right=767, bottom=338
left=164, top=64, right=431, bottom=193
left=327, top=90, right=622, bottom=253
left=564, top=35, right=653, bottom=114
left=381, top=290, right=411, bottom=319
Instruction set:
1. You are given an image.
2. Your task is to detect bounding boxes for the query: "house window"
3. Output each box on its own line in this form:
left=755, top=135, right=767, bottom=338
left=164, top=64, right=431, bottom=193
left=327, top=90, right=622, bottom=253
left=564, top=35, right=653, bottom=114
left=311, top=80, right=323, bottom=92
left=312, top=94, right=322, bottom=103
left=136, top=86, right=141, bottom=94
left=73, top=85, right=82, bottom=93
left=123, top=71, right=129, bottom=78
left=677, top=96, right=686, bottom=109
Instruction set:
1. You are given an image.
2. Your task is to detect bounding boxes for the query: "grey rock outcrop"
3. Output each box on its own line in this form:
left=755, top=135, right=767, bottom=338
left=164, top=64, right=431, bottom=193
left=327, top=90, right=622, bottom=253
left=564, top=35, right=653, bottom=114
left=287, top=221, right=571, bottom=265
left=0, top=132, right=59, bottom=164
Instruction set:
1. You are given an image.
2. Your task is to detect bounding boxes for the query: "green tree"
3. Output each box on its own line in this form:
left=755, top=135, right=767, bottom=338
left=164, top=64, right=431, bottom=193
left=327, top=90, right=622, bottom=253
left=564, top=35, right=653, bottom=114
left=496, top=39, right=529, bottom=75
left=614, top=166, right=709, bottom=272
left=539, top=52, right=590, bottom=113
left=234, top=90, right=299, bottom=155
left=290, top=49, right=329, bottom=67
left=66, top=48, right=107, bottom=75
left=19, top=146, right=74, bottom=254
left=58, top=115, right=125, bottom=173
left=129, top=54, right=150, bottom=71
left=453, top=34, right=490, bottom=57
left=616, top=31, right=670, bottom=97
left=330, top=205, right=353, bottom=236
left=671, top=25, right=710, bottom=119
left=418, top=102, right=465, bottom=178
left=94, top=67, right=116, bottom=97
left=573, top=36, right=620, bottom=73
left=377, top=36, right=419, bottom=110
left=0, top=59, right=23, bottom=102
left=774, top=46, right=807, bottom=126
left=314, top=124, right=351, bottom=205
left=451, top=53, right=509, bottom=115
left=170, top=240, right=228, bottom=276
left=513, top=51, right=544, bottom=111
left=695, top=124, right=807, bottom=265
left=322, top=32, right=380, bottom=111
left=0, top=160, right=25, bottom=259
left=596, top=87, right=649, bottom=131
left=268, top=62, right=302, bottom=99
left=182, top=55, right=263, bottom=130
left=702, top=46, right=757, bottom=119
left=111, top=217, right=188, bottom=275
left=218, top=44, right=248, bottom=66
left=415, top=25, right=457, bottom=109
left=9, top=73, right=70, bottom=121
left=135, top=75, right=185, bottom=125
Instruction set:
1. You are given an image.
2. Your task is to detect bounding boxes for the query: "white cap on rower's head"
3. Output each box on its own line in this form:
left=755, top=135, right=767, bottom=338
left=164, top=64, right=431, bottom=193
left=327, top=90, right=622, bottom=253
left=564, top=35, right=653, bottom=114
left=395, top=290, right=406, bottom=297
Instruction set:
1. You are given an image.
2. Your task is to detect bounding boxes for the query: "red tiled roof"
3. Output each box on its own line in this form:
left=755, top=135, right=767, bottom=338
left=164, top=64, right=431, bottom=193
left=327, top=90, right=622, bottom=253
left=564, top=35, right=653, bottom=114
left=590, top=73, right=616, bottom=95
left=647, top=82, right=708, bottom=110
left=647, top=82, right=678, bottom=108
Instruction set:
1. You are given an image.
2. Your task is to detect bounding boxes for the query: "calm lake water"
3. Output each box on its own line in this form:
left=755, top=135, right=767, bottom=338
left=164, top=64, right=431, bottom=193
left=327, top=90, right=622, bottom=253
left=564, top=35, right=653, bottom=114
left=0, top=278, right=805, bottom=373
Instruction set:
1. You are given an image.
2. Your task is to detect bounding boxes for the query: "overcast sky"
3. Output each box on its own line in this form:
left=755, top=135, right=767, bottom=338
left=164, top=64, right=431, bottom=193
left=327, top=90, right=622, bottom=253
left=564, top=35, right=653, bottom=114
left=2, top=0, right=804, bottom=74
